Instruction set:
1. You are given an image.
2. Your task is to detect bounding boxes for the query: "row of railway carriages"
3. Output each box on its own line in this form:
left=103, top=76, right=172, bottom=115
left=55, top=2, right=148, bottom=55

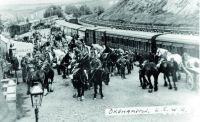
left=56, top=19, right=199, bottom=58
left=8, top=16, right=59, bottom=38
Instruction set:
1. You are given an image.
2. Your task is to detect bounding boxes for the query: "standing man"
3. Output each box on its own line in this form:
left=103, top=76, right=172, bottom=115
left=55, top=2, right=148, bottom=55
left=21, top=56, right=28, bottom=83
left=8, top=44, right=14, bottom=62
left=117, top=56, right=127, bottom=79
left=60, top=51, right=72, bottom=79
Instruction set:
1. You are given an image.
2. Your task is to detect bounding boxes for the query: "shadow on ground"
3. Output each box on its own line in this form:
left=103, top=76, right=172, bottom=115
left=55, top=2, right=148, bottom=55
left=16, top=83, right=30, bottom=120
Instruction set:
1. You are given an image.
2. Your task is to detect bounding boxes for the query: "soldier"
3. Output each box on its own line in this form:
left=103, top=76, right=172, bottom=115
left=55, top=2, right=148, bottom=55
left=117, top=56, right=127, bottom=79
left=60, top=51, right=72, bottom=79
left=170, top=58, right=178, bottom=82
left=91, top=57, right=102, bottom=71
left=21, top=56, right=28, bottom=83
left=89, top=57, right=102, bottom=87
left=8, top=44, right=15, bottom=62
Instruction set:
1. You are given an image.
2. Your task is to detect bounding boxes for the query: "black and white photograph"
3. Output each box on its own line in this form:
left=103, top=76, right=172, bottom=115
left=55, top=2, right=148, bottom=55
left=0, top=0, right=199, bottom=122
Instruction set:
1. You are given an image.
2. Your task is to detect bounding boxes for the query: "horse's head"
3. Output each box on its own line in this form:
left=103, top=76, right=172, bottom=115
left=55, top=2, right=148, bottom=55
left=157, top=58, right=166, bottom=68
left=28, top=64, right=35, bottom=72
left=102, top=70, right=109, bottom=85
left=41, top=60, right=50, bottom=71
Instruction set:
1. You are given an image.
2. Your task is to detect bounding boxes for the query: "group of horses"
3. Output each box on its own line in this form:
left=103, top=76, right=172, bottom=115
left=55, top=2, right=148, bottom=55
left=4, top=27, right=199, bottom=101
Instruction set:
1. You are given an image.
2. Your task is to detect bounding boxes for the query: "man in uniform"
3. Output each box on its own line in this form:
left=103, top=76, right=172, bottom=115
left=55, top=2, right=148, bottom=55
left=60, top=51, right=72, bottom=79
left=21, top=56, right=28, bottom=83
left=170, top=58, right=178, bottom=82
left=117, top=56, right=127, bottom=79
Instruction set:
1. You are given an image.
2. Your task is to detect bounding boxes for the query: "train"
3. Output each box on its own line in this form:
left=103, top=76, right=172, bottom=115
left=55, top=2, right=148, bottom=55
left=56, top=19, right=200, bottom=58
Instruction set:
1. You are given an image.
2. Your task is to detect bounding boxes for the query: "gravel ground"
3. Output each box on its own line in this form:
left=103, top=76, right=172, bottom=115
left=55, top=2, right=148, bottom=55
left=16, top=67, right=200, bottom=122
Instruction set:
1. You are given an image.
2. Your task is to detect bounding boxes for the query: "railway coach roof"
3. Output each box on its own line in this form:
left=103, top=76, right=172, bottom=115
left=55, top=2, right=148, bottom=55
left=56, top=20, right=83, bottom=29
left=0, top=35, right=12, bottom=43
left=105, top=28, right=160, bottom=39
left=156, top=34, right=200, bottom=45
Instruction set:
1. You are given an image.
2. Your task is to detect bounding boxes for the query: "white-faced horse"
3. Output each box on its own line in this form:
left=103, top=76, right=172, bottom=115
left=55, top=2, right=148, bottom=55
left=156, top=48, right=183, bottom=80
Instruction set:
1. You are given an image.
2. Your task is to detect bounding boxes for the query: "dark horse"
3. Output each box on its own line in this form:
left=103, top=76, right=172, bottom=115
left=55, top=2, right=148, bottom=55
left=60, top=52, right=72, bottom=79
left=26, top=64, right=45, bottom=95
left=71, top=67, right=87, bottom=101
left=157, top=58, right=178, bottom=90
left=101, top=49, right=121, bottom=75
left=140, top=62, right=159, bottom=93
left=10, top=56, right=19, bottom=83
left=134, top=52, right=159, bottom=93
left=41, top=61, right=55, bottom=93
left=90, top=69, right=109, bottom=99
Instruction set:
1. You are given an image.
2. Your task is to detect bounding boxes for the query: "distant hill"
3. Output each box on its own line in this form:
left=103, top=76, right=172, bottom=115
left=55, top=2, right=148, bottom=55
left=77, top=0, right=119, bottom=9
left=99, top=0, right=199, bottom=27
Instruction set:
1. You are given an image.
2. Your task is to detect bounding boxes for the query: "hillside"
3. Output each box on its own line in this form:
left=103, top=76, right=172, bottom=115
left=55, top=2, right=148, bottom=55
left=99, top=0, right=199, bottom=26
left=77, top=0, right=119, bottom=9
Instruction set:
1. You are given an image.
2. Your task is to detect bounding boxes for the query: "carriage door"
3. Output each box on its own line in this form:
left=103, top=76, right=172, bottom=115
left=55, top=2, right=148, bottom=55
left=173, top=43, right=184, bottom=56
left=85, top=30, right=89, bottom=45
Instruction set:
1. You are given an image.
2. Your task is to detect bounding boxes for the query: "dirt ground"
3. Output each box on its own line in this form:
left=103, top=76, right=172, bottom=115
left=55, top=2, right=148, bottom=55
left=15, top=67, right=200, bottom=122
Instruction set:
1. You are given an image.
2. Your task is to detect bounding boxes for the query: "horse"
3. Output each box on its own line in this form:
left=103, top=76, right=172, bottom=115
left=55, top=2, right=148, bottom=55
left=10, top=56, right=19, bottom=83
left=140, top=61, right=159, bottom=93
left=52, top=49, right=66, bottom=74
left=182, top=53, right=200, bottom=89
left=134, top=52, right=159, bottom=92
left=60, top=52, right=72, bottom=78
left=156, top=48, right=182, bottom=80
left=157, top=58, right=178, bottom=90
left=183, top=53, right=200, bottom=68
left=41, top=61, right=55, bottom=93
left=90, top=69, right=109, bottom=99
left=106, top=50, right=122, bottom=75
left=71, top=67, right=87, bottom=101
left=26, top=64, right=46, bottom=95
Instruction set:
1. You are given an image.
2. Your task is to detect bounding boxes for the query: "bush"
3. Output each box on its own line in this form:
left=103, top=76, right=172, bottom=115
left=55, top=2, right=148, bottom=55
left=44, top=5, right=63, bottom=18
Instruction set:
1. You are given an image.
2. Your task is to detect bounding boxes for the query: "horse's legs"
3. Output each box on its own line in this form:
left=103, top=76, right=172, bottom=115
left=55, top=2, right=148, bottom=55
left=99, top=84, right=104, bottom=99
left=177, top=71, right=181, bottom=80
left=147, top=75, right=153, bottom=93
left=166, top=73, right=172, bottom=89
left=164, top=74, right=168, bottom=87
left=81, top=84, right=85, bottom=101
left=15, top=70, right=19, bottom=84
left=62, top=67, right=66, bottom=79
left=128, top=64, right=131, bottom=74
left=93, top=84, right=98, bottom=99
left=139, top=70, right=144, bottom=88
left=121, top=67, right=126, bottom=79
left=172, top=71, right=178, bottom=90
left=27, top=80, right=31, bottom=95
left=57, top=64, right=61, bottom=75
left=77, top=86, right=81, bottom=101
left=154, top=74, right=158, bottom=91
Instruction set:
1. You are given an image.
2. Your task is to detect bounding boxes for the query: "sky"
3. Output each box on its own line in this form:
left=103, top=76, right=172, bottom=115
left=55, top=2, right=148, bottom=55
left=0, top=0, right=84, bottom=5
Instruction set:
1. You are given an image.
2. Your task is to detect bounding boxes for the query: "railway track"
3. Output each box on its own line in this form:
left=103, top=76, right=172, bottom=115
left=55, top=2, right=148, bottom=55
left=79, top=15, right=199, bottom=35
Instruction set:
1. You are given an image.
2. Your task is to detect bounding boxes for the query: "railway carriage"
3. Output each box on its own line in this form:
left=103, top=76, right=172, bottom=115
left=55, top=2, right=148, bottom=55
left=56, top=20, right=83, bottom=38
left=77, top=27, right=87, bottom=41
left=95, top=28, right=106, bottom=46
left=104, top=29, right=160, bottom=52
left=55, top=19, right=199, bottom=58
left=156, top=34, right=199, bottom=57
left=85, top=27, right=107, bottom=46
left=0, top=35, right=10, bottom=58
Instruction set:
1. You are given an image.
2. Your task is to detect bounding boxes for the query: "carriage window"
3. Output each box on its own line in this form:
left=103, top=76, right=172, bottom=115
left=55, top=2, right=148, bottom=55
left=125, top=39, right=128, bottom=46
left=120, top=38, right=124, bottom=45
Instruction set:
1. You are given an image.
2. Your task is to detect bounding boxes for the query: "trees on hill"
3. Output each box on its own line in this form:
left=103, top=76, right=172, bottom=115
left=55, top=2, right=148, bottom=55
left=79, top=5, right=92, bottom=15
left=93, top=6, right=105, bottom=16
left=44, top=5, right=63, bottom=18
left=65, top=5, right=80, bottom=18
left=65, top=5, right=92, bottom=18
